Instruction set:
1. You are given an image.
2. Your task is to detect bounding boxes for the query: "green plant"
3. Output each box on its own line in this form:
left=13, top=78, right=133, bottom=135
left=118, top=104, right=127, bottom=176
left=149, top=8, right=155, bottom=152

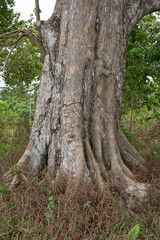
left=83, top=201, right=91, bottom=209
left=0, top=184, right=8, bottom=197
left=10, top=164, right=24, bottom=175
left=44, top=180, right=56, bottom=222
left=48, top=196, right=56, bottom=210
left=127, top=224, right=140, bottom=240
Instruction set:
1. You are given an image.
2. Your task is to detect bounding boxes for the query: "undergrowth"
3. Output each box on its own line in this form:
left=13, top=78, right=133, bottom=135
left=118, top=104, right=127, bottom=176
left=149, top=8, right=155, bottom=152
left=1, top=155, right=160, bottom=240
left=0, top=107, right=160, bottom=239
left=0, top=179, right=160, bottom=240
left=121, top=116, right=160, bottom=163
left=0, top=120, right=30, bottom=177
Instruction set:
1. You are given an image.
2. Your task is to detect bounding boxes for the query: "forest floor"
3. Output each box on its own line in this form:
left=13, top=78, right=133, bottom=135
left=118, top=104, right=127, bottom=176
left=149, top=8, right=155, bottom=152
left=0, top=119, right=160, bottom=240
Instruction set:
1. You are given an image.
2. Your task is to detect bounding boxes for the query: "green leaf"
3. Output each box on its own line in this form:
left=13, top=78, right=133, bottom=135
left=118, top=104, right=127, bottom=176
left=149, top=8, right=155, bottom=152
left=128, top=224, right=140, bottom=240
left=0, top=184, right=8, bottom=196
left=83, top=201, right=91, bottom=209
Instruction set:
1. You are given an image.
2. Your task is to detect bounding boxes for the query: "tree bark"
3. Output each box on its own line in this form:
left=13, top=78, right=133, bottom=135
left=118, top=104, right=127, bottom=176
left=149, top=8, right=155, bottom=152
left=6, top=0, right=160, bottom=200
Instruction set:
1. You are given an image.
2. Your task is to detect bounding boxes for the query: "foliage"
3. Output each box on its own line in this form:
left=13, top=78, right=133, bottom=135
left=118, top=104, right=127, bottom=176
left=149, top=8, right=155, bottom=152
left=120, top=13, right=160, bottom=163
left=2, top=16, right=44, bottom=92
left=121, top=114, right=160, bottom=163
left=127, top=224, right=140, bottom=240
left=0, top=0, right=23, bottom=34
left=0, top=89, right=34, bottom=173
left=124, top=13, right=160, bottom=130
left=0, top=88, right=36, bottom=122
left=10, top=163, right=24, bottom=175
left=0, top=184, right=8, bottom=197
left=0, top=2, right=44, bottom=95
left=3, top=39, right=43, bottom=91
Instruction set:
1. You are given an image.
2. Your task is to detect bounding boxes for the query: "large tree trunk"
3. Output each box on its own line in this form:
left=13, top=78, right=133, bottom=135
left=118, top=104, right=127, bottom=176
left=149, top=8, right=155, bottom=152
left=6, top=0, right=160, bottom=200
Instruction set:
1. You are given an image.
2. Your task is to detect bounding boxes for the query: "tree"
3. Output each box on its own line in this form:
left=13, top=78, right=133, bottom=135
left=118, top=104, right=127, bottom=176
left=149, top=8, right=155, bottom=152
left=3, top=0, right=160, bottom=200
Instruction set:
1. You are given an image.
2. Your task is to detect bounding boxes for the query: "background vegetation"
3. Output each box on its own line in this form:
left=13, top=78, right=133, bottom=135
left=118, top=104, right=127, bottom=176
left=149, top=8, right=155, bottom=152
left=0, top=1, right=160, bottom=239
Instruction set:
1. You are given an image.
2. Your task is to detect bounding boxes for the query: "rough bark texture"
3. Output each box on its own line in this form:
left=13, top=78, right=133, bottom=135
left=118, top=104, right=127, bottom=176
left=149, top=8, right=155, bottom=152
left=6, top=0, right=160, bottom=200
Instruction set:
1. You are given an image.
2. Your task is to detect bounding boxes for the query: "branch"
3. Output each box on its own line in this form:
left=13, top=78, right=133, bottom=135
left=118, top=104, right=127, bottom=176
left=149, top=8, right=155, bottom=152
left=0, top=30, right=25, bottom=47
left=0, top=29, right=22, bottom=39
left=3, top=34, right=25, bottom=71
left=22, top=29, right=46, bottom=56
left=127, top=0, right=160, bottom=35
left=0, top=42, right=19, bottom=47
left=35, top=0, right=43, bottom=48
left=0, top=28, right=46, bottom=56
left=0, top=0, right=46, bottom=72
left=35, top=0, right=40, bottom=23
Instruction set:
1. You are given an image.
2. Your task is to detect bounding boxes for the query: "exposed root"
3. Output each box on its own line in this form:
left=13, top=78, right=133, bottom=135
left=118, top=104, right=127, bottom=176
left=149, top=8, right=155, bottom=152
left=85, top=139, right=105, bottom=192
left=91, top=134, right=109, bottom=181
left=2, top=117, right=150, bottom=204
left=118, top=127, right=146, bottom=170
left=103, top=120, right=148, bottom=202
left=106, top=118, right=133, bottom=178
left=10, top=175, right=19, bottom=189
left=117, top=151, right=134, bottom=179
left=3, top=171, right=18, bottom=190
left=109, top=169, right=148, bottom=205
left=120, top=148, right=146, bottom=170
left=3, top=169, right=30, bottom=190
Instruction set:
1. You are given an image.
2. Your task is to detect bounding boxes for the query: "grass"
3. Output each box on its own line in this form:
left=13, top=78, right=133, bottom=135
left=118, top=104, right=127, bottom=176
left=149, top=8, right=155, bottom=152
left=121, top=114, right=160, bottom=163
left=0, top=180, right=160, bottom=240
left=0, top=111, right=160, bottom=239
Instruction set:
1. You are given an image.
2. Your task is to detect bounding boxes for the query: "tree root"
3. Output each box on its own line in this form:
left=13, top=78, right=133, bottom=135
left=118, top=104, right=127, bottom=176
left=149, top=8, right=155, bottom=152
left=3, top=168, right=30, bottom=190
left=118, top=127, right=146, bottom=171
left=3, top=120, right=149, bottom=204
left=85, top=139, right=105, bottom=192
